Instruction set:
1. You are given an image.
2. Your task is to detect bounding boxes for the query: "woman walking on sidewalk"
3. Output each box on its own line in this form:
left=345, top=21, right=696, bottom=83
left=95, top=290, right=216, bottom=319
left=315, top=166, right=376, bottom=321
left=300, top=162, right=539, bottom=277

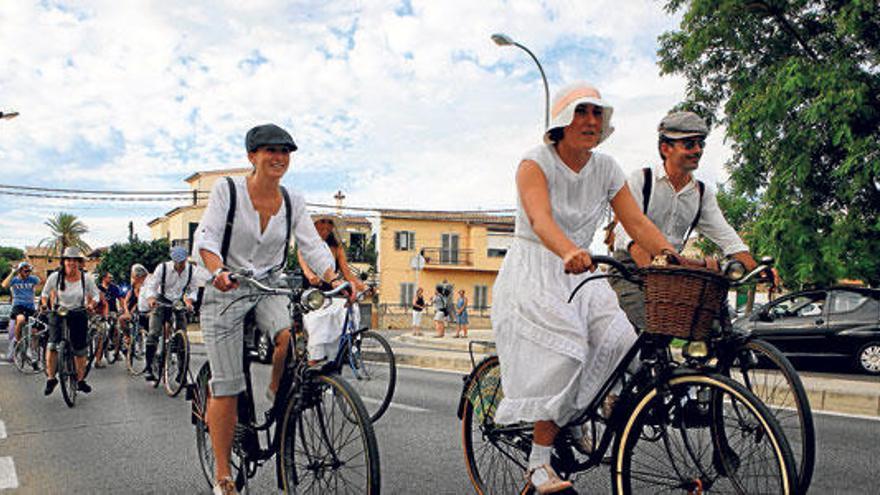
left=411, top=287, right=425, bottom=336
left=454, top=289, right=469, bottom=338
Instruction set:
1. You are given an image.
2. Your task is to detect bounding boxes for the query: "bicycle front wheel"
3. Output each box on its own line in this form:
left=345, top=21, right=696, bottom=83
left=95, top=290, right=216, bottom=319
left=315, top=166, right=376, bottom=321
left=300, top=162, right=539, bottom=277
left=341, top=330, right=397, bottom=423
left=127, top=326, right=147, bottom=376
left=461, top=355, right=531, bottom=495
left=59, top=347, right=78, bottom=408
left=612, top=373, right=798, bottom=494
left=723, top=338, right=815, bottom=493
left=164, top=330, right=190, bottom=397
left=13, top=338, right=42, bottom=374
left=280, top=373, right=381, bottom=494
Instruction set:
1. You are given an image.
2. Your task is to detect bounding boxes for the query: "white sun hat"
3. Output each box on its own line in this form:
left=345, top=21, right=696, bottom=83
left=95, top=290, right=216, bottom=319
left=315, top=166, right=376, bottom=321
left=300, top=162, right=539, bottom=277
left=543, top=82, right=614, bottom=145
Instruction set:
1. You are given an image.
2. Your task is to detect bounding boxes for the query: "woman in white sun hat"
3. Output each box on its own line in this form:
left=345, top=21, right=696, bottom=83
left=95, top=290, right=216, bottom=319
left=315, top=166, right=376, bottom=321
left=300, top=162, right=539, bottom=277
left=491, top=82, right=675, bottom=493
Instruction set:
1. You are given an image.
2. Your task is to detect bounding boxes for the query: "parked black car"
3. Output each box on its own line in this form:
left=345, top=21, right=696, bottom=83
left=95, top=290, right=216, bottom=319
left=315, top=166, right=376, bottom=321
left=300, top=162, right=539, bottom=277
left=0, top=302, right=11, bottom=332
left=734, top=286, right=880, bottom=375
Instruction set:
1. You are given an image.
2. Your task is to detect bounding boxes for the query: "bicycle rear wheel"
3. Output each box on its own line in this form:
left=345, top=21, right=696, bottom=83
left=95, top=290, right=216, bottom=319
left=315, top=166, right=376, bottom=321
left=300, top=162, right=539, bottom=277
left=164, top=330, right=190, bottom=397
left=280, top=373, right=381, bottom=494
left=193, top=363, right=217, bottom=489
left=723, top=338, right=814, bottom=494
left=59, top=347, right=78, bottom=408
left=127, top=326, right=147, bottom=376
left=612, top=373, right=798, bottom=494
left=461, top=355, right=531, bottom=495
left=341, top=330, right=397, bottom=423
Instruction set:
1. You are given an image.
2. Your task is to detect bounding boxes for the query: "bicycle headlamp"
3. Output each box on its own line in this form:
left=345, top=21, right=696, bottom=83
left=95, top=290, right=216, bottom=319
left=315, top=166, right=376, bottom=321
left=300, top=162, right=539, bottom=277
left=723, top=260, right=747, bottom=281
left=57, top=307, right=69, bottom=317
left=173, top=300, right=186, bottom=311
left=301, top=289, right=326, bottom=311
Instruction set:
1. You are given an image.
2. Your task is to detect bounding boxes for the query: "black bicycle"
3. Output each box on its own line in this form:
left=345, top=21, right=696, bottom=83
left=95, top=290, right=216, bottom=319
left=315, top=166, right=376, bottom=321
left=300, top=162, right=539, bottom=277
left=458, top=256, right=799, bottom=494
left=189, top=272, right=381, bottom=494
left=54, top=306, right=87, bottom=408
left=124, top=309, right=148, bottom=376
left=676, top=258, right=816, bottom=494
left=12, top=315, right=48, bottom=374
left=149, top=298, right=191, bottom=397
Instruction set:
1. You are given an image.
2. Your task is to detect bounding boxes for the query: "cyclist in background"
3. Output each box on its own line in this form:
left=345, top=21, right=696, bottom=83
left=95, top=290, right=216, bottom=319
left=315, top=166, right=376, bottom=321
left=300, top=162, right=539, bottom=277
left=40, top=247, right=99, bottom=396
left=3, top=261, right=41, bottom=362
left=93, top=271, right=124, bottom=368
left=118, top=264, right=150, bottom=353
left=142, top=246, right=197, bottom=383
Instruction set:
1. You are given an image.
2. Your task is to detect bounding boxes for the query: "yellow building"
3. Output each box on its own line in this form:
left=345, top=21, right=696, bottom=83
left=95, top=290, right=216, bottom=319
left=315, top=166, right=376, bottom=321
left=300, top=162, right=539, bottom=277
left=375, top=209, right=514, bottom=325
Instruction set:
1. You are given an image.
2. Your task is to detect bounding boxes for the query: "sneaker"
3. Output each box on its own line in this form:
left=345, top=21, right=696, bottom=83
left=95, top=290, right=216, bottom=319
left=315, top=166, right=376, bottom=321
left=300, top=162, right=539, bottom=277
left=94, top=361, right=106, bottom=369
left=77, top=380, right=92, bottom=393
left=44, top=378, right=58, bottom=396
left=526, top=464, right=573, bottom=494
left=213, top=476, right=238, bottom=495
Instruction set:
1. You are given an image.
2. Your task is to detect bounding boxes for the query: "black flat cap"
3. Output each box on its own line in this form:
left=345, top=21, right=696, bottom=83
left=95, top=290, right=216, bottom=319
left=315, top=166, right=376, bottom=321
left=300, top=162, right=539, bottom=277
left=245, top=123, right=298, bottom=152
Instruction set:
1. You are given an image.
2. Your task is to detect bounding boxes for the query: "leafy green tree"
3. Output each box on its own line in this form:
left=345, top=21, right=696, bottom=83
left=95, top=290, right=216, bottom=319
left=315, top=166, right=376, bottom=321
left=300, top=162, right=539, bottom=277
left=658, top=0, right=880, bottom=287
left=96, top=238, right=171, bottom=284
left=40, top=212, right=92, bottom=255
left=0, top=246, right=25, bottom=297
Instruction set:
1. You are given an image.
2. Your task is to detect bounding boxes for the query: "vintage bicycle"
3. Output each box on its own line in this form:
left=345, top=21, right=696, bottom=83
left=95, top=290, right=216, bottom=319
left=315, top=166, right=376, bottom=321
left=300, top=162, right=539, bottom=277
left=189, top=271, right=381, bottom=494
left=148, top=298, right=191, bottom=397
left=12, top=315, right=48, bottom=374
left=458, top=255, right=799, bottom=494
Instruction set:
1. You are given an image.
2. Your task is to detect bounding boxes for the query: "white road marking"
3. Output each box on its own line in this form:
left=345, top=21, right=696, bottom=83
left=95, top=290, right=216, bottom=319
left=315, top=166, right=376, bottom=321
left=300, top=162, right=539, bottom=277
left=813, top=408, right=880, bottom=422
left=360, top=396, right=429, bottom=413
left=0, top=457, right=18, bottom=490
left=0, top=421, right=6, bottom=440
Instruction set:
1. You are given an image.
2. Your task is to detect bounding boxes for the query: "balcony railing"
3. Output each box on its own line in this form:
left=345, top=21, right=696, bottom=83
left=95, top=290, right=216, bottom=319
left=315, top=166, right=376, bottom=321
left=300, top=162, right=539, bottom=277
left=420, top=247, right=473, bottom=267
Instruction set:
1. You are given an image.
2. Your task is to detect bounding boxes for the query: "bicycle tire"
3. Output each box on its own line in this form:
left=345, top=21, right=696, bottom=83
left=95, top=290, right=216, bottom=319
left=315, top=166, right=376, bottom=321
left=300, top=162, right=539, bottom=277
left=83, top=327, right=99, bottom=379
left=193, top=362, right=218, bottom=489
left=59, top=346, right=77, bottom=408
left=612, top=372, right=798, bottom=494
left=13, top=338, right=42, bottom=374
left=279, top=373, right=381, bottom=494
left=341, top=330, right=397, bottom=423
left=164, top=330, right=190, bottom=397
left=127, top=326, right=147, bottom=376
left=461, top=355, right=530, bottom=495
left=722, top=338, right=815, bottom=494
left=106, top=323, right=120, bottom=364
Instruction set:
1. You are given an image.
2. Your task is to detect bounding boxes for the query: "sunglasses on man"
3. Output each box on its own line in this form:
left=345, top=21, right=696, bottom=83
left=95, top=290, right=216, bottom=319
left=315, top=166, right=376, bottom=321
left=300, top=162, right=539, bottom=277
left=676, top=138, right=706, bottom=150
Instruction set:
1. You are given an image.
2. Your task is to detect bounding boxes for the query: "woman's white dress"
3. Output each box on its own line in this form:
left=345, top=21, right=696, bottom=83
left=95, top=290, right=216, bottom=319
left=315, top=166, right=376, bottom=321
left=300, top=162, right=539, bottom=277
left=492, top=144, right=637, bottom=426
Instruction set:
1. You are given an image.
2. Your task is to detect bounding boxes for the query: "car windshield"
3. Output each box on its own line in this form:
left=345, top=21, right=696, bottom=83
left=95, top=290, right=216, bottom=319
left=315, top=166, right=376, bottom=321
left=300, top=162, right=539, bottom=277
left=0, top=305, right=11, bottom=316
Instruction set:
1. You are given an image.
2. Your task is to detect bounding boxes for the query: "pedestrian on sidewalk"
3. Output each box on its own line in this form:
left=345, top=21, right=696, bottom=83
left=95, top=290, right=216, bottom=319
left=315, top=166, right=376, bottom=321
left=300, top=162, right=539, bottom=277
left=431, top=284, right=448, bottom=338
left=455, top=289, right=469, bottom=338
left=411, top=287, right=425, bottom=336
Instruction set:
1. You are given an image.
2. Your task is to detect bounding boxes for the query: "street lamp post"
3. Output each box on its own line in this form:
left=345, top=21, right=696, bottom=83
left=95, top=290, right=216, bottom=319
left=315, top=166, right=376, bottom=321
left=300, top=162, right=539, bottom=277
left=491, top=33, right=550, bottom=129
left=0, top=111, right=19, bottom=120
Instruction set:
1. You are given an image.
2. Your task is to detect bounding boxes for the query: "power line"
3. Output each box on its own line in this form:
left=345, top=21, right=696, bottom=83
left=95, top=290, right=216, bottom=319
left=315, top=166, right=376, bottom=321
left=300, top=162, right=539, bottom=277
left=0, top=183, right=202, bottom=195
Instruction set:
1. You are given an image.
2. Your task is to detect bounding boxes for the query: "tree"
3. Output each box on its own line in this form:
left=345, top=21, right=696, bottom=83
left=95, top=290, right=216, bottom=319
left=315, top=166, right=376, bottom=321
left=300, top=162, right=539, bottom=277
left=658, top=0, right=880, bottom=287
left=96, top=238, right=171, bottom=285
left=40, top=212, right=92, bottom=255
left=0, top=246, right=25, bottom=297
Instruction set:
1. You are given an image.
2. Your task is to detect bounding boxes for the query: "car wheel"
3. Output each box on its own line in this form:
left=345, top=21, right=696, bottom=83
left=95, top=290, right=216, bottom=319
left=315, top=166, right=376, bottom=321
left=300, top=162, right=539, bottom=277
left=257, top=331, right=273, bottom=364
left=856, top=342, right=880, bottom=375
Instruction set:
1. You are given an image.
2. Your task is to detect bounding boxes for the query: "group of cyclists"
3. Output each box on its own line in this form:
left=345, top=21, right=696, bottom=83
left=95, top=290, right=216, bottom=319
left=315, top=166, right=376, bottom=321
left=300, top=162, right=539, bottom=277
left=3, top=245, right=207, bottom=395
left=2, top=82, right=797, bottom=494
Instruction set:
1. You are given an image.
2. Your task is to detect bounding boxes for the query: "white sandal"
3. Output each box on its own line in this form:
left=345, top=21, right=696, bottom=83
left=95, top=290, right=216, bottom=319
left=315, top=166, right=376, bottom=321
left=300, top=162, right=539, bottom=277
left=525, top=464, right=572, bottom=494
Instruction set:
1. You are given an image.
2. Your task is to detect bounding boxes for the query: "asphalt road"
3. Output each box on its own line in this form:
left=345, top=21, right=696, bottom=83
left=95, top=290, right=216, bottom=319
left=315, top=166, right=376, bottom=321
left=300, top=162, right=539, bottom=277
left=0, top=338, right=878, bottom=494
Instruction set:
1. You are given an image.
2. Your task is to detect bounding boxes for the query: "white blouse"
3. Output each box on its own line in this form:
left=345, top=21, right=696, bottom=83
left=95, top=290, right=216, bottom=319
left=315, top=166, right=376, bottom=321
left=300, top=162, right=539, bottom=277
left=193, top=176, right=334, bottom=280
left=41, top=271, right=100, bottom=309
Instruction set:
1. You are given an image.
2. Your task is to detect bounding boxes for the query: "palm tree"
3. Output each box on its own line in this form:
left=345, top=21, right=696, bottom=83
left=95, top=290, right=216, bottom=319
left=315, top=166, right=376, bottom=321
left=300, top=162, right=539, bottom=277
left=40, top=212, right=92, bottom=255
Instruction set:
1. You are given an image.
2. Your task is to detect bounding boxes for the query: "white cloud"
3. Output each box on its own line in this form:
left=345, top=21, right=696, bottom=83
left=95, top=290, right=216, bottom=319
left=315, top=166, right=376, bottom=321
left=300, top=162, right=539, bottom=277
left=0, top=0, right=734, bottom=250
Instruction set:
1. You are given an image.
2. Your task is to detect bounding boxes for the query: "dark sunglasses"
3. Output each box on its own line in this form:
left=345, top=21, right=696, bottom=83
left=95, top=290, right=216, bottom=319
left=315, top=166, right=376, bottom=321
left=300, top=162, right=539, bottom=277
left=261, top=146, right=292, bottom=154
left=676, top=138, right=706, bottom=150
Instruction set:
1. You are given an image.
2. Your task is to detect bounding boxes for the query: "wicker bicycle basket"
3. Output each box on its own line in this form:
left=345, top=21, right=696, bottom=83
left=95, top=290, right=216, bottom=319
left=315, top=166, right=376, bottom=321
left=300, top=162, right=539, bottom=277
left=644, top=265, right=729, bottom=340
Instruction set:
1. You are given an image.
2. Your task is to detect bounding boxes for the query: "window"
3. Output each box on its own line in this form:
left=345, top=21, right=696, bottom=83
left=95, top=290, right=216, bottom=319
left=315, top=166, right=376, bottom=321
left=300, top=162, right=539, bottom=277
left=348, top=232, right=367, bottom=262
left=830, top=291, right=875, bottom=314
left=473, top=285, right=489, bottom=309
left=400, top=283, right=415, bottom=307
left=441, top=233, right=459, bottom=264
left=487, top=248, right=507, bottom=257
left=394, top=231, right=415, bottom=251
left=770, top=293, right=827, bottom=318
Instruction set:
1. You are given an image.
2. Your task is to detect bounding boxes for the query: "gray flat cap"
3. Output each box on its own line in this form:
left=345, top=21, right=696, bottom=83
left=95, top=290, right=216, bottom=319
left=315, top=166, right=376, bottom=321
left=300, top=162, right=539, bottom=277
left=658, top=111, right=709, bottom=139
left=61, top=247, right=86, bottom=259
left=245, top=123, right=298, bottom=153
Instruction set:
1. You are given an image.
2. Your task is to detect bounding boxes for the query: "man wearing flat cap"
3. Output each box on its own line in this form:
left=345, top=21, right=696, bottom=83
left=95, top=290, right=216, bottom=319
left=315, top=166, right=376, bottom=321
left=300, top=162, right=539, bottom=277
left=609, top=111, right=758, bottom=330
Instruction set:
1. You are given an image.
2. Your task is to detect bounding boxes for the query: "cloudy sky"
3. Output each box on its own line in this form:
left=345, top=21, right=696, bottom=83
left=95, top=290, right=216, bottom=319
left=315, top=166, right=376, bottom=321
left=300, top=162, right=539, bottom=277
left=0, top=0, right=730, bottom=250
